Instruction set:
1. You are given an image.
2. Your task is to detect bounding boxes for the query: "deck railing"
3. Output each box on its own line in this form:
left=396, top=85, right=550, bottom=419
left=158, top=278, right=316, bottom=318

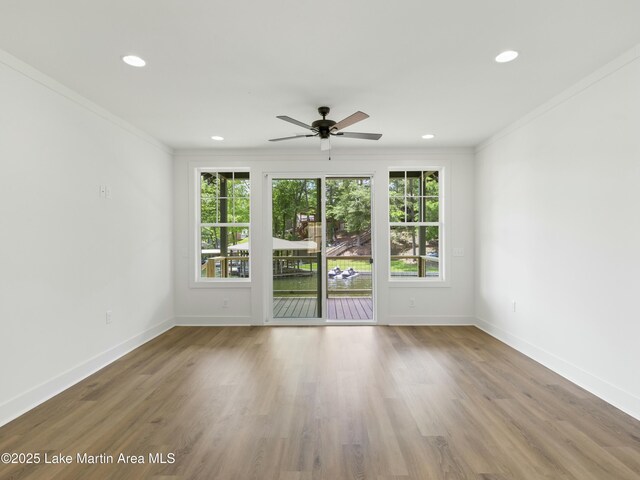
left=202, top=253, right=438, bottom=280
left=268, top=254, right=375, bottom=297
left=203, top=256, right=249, bottom=278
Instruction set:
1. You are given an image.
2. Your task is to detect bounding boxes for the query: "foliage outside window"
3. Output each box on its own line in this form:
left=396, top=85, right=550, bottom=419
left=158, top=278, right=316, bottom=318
left=325, top=178, right=371, bottom=246
left=271, top=179, right=320, bottom=242
left=198, top=170, right=250, bottom=280
left=389, top=170, right=441, bottom=279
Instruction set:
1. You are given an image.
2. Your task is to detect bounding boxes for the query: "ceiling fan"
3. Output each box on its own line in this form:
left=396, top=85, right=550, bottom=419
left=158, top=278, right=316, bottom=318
left=269, top=106, right=382, bottom=151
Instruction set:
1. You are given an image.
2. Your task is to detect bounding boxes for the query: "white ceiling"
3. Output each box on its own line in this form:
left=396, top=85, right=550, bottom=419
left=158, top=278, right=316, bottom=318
left=1, top=0, right=639, bottom=151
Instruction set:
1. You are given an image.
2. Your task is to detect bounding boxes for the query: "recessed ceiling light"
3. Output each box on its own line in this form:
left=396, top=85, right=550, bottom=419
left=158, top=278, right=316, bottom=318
left=121, top=55, right=146, bottom=67
left=421, top=134, right=435, bottom=139
left=495, top=50, right=519, bottom=63
left=211, top=136, right=224, bottom=141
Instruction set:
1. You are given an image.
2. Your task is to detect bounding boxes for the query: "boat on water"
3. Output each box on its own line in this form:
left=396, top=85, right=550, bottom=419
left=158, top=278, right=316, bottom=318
left=329, top=266, right=358, bottom=279
left=328, top=266, right=342, bottom=278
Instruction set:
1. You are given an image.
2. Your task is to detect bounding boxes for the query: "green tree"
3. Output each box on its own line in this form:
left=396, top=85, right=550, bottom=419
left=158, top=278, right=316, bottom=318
left=272, top=179, right=318, bottom=240
left=326, top=179, right=371, bottom=244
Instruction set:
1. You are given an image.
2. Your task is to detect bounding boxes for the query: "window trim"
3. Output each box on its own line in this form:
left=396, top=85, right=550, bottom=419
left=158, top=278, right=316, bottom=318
left=387, top=167, right=448, bottom=285
left=191, top=166, right=252, bottom=287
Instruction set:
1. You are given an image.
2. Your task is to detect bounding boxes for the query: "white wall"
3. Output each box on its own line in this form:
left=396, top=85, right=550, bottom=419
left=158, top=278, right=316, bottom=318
left=475, top=45, right=640, bottom=419
left=173, top=150, right=475, bottom=325
left=2, top=36, right=637, bottom=431
left=0, top=51, right=174, bottom=425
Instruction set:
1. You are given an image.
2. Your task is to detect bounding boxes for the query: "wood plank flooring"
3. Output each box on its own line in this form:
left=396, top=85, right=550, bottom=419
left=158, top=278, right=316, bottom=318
left=1, top=326, right=639, bottom=479
left=273, top=298, right=373, bottom=319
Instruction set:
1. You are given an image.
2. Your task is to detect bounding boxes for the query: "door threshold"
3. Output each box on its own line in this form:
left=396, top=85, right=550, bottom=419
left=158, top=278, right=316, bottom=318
left=265, top=319, right=377, bottom=326
left=326, top=319, right=377, bottom=325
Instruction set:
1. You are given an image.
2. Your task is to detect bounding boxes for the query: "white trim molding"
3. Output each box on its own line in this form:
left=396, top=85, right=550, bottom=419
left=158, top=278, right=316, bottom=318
left=0, top=319, right=175, bottom=428
left=386, top=315, right=475, bottom=326
left=175, top=315, right=254, bottom=326
left=174, top=147, right=475, bottom=158
left=0, top=48, right=171, bottom=155
left=477, top=43, right=640, bottom=153
left=475, top=317, right=640, bottom=421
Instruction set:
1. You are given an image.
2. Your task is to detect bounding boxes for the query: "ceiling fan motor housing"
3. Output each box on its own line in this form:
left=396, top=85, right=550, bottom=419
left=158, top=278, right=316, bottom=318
left=311, top=119, right=336, bottom=138
left=312, top=106, right=335, bottom=138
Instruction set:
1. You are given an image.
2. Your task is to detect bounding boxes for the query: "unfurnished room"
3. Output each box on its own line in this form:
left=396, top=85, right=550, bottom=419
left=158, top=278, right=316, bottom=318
left=1, top=1, right=639, bottom=479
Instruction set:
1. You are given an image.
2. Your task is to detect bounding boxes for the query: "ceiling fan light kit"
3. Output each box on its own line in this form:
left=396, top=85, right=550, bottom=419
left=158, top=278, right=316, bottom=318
left=269, top=106, right=382, bottom=150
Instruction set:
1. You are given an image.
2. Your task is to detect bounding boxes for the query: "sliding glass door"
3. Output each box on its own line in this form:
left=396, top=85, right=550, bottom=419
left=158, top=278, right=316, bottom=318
left=269, top=175, right=374, bottom=322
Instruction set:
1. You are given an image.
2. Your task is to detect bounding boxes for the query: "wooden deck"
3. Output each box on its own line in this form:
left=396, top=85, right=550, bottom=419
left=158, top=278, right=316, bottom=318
left=273, top=297, right=373, bottom=320
left=273, top=298, right=318, bottom=318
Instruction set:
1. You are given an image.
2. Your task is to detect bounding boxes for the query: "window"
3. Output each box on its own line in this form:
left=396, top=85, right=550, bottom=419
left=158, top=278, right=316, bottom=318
left=389, top=170, right=442, bottom=280
left=197, top=170, right=250, bottom=281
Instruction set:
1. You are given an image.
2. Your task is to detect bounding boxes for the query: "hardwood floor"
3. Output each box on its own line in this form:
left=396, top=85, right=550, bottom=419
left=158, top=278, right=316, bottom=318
left=1, top=326, right=639, bottom=479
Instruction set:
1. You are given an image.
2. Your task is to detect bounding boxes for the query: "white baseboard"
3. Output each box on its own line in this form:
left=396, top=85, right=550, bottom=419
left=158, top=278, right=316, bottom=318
left=0, top=318, right=175, bottom=428
left=386, top=315, right=476, bottom=326
left=475, top=316, right=640, bottom=421
left=176, top=315, right=476, bottom=326
left=175, top=315, right=254, bottom=326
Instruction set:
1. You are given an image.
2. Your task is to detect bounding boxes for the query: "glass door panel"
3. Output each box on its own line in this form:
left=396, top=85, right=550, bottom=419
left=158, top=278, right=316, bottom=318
left=325, top=177, right=373, bottom=320
left=272, top=178, right=323, bottom=319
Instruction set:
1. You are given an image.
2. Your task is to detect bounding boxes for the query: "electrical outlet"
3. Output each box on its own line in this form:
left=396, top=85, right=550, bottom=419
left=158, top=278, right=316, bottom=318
left=409, top=297, right=416, bottom=308
left=453, top=247, right=465, bottom=257
left=105, top=185, right=112, bottom=199
left=512, top=300, right=516, bottom=313
left=106, top=310, right=113, bottom=324
left=222, top=298, right=229, bottom=308
left=99, top=185, right=106, bottom=198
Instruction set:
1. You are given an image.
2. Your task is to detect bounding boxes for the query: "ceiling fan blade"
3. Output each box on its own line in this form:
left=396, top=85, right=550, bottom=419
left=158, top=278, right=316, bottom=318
left=334, top=131, right=382, bottom=140
left=276, top=115, right=315, bottom=130
left=331, top=111, right=369, bottom=131
left=269, top=134, right=315, bottom=142
left=320, top=137, right=331, bottom=151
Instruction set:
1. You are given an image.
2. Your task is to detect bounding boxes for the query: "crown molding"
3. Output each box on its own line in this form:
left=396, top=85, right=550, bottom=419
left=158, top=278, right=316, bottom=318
left=0, top=48, right=172, bottom=155
left=476, top=43, right=640, bottom=152
left=173, top=146, right=474, bottom=158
